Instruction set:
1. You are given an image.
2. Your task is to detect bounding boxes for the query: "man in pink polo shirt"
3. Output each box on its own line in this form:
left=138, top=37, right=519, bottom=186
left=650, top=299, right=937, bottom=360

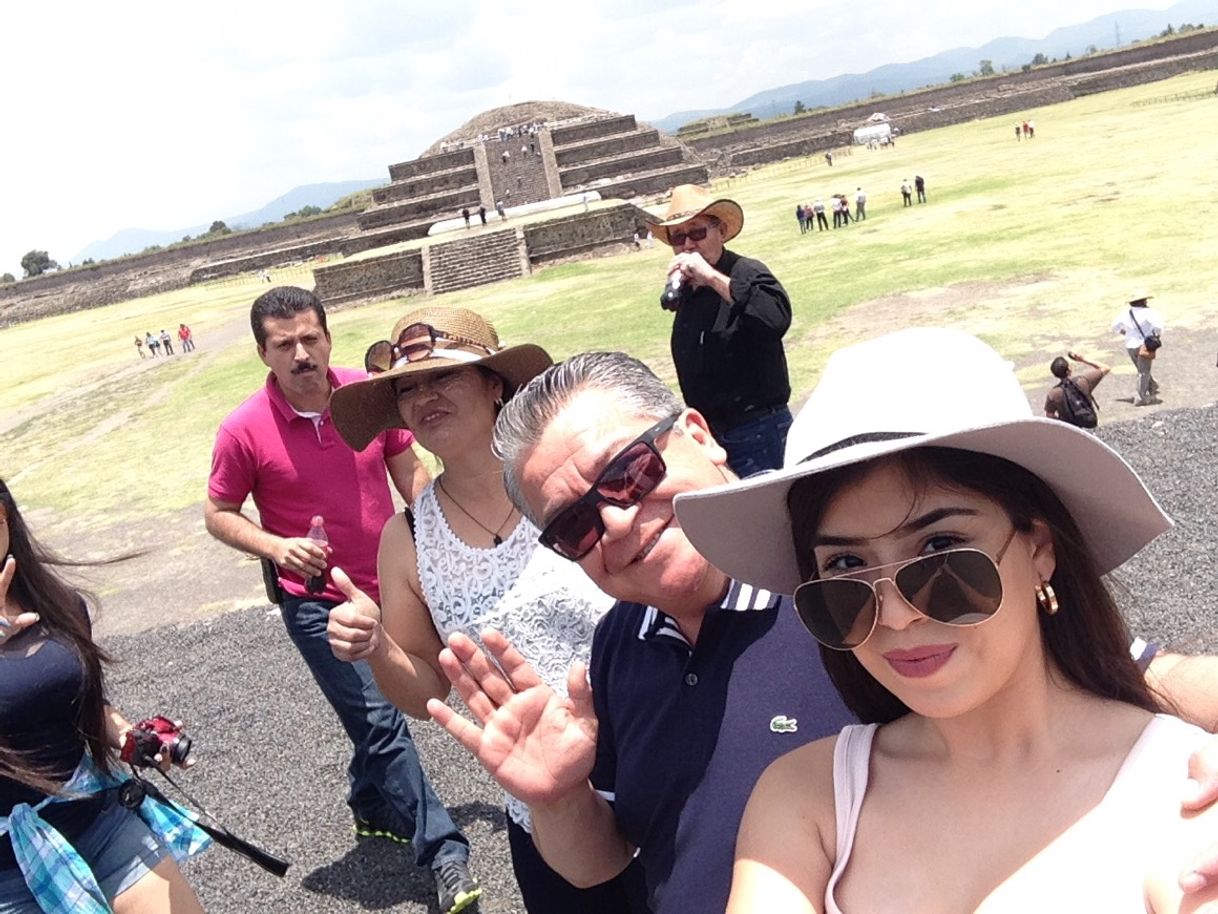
left=205, top=287, right=481, bottom=913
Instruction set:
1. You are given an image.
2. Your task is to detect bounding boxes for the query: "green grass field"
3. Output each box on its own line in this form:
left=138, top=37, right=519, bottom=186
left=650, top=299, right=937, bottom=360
left=3, top=70, right=1217, bottom=524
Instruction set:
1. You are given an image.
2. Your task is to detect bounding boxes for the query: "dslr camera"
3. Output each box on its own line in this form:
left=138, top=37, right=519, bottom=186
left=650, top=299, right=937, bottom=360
left=120, top=716, right=193, bottom=768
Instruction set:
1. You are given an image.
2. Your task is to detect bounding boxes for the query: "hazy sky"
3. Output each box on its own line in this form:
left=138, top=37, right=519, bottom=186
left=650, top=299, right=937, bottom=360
left=0, top=0, right=1178, bottom=278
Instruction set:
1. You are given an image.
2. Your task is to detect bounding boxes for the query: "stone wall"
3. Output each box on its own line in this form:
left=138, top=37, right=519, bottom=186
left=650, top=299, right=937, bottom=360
left=0, top=211, right=360, bottom=326
left=312, top=250, right=425, bottom=306
left=524, top=203, right=652, bottom=263
left=554, top=128, right=661, bottom=166
left=559, top=146, right=684, bottom=188
left=387, top=147, right=475, bottom=181
left=1071, top=49, right=1218, bottom=95
left=551, top=114, right=638, bottom=146
left=357, top=187, right=483, bottom=230
left=373, top=166, right=479, bottom=203
left=689, top=31, right=1218, bottom=168
left=577, top=164, right=710, bottom=200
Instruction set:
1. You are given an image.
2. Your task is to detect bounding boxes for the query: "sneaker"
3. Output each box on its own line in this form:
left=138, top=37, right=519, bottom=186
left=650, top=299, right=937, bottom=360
left=352, top=815, right=411, bottom=846
left=433, top=858, right=482, bottom=914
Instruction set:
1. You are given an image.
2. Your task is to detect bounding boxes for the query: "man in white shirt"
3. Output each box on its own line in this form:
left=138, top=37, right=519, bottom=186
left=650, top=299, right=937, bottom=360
left=1112, top=294, right=1164, bottom=406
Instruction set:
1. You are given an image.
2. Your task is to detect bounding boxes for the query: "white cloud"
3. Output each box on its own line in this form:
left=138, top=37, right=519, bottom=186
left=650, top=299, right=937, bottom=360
left=0, top=0, right=1177, bottom=277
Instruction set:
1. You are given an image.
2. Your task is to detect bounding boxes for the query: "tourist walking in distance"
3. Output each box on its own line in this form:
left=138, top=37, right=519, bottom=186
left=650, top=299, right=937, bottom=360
left=1112, top=293, right=1164, bottom=406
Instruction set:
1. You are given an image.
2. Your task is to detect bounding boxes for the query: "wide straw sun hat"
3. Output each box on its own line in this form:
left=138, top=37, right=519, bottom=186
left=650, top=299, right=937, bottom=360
left=330, top=306, right=552, bottom=452
left=674, top=327, right=1171, bottom=595
left=647, top=184, right=744, bottom=245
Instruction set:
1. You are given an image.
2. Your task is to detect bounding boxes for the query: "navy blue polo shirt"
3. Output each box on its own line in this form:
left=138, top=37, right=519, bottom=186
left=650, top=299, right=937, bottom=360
left=589, top=580, right=855, bottom=914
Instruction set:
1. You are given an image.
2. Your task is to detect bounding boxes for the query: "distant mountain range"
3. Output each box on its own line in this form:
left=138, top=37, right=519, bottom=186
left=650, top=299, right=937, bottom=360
left=72, top=179, right=384, bottom=264
left=648, top=0, right=1214, bottom=131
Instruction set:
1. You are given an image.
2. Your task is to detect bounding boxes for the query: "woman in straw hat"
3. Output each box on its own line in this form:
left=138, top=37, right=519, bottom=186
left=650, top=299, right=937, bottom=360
left=325, top=307, right=647, bottom=914
left=673, top=328, right=1218, bottom=912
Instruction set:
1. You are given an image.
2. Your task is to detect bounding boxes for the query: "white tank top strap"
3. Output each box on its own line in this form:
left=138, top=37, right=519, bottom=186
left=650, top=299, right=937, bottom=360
left=824, top=723, right=878, bottom=914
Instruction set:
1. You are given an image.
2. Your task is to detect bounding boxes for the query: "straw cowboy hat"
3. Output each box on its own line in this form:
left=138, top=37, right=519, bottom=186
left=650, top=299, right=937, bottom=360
left=674, top=327, right=1171, bottom=595
left=330, top=306, right=552, bottom=452
left=1128, top=293, right=1154, bottom=305
left=647, top=184, right=744, bottom=245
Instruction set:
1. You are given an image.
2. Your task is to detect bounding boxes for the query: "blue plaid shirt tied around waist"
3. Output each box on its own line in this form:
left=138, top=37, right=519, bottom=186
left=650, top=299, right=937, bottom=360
left=0, top=753, right=210, bottom=913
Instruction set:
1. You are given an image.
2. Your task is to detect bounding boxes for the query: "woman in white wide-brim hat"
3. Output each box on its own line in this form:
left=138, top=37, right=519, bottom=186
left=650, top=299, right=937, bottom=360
left=325, top=306, right=647, bottom=914
left=674, top=327, right=1217, bottom=912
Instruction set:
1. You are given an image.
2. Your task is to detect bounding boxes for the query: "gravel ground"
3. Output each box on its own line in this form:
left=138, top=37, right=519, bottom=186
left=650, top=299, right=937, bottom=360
left=100, top=404, right=1218, bottom=914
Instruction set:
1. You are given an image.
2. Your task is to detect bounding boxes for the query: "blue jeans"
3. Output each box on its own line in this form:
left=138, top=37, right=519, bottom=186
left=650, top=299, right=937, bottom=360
left=715, top=407, right=793, bottom=479
left=280, top=596, right=468, bottom=869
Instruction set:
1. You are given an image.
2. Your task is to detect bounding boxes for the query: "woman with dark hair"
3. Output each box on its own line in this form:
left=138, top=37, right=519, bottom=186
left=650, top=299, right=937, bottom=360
left=0, top=479, right=208, bottom=913
left=674, top=328, right=1218, bottom=912
left=324, top=307, right=648, bottom=914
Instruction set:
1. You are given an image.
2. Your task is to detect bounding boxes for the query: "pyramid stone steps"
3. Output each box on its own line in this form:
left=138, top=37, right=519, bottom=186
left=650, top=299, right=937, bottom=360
left=553, top=128, right=660, bottom=166
left=559, top=146, right=684, bottom=189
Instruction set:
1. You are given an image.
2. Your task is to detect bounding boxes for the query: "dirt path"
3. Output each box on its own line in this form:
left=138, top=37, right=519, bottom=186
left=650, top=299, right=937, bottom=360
left=26, top=284, right=1218, bottom=639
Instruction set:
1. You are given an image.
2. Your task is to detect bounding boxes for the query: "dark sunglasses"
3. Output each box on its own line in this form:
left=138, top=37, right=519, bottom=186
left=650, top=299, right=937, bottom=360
left=793, top=528, right=1018, bottom=651
left=668, top=225, right=712, bottom=247
left=539, top=414, right=679, bottom=561
left=365, top=323, right=492, bottom=374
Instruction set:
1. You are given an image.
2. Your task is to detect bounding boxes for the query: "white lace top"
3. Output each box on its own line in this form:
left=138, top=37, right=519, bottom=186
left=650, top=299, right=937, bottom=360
left=414, top=481, right=615, bottom=831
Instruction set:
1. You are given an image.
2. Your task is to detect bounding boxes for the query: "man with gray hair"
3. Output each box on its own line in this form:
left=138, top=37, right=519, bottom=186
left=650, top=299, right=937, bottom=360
left=434, top=351, right=852, bottom=913
left=429, top=350, right=1218, bottom=914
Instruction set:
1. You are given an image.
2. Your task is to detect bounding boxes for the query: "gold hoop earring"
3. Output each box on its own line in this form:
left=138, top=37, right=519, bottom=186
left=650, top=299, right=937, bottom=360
left=494, top=397, right=505, bottom=409
left=1035, top=581, right=1059, bottom=615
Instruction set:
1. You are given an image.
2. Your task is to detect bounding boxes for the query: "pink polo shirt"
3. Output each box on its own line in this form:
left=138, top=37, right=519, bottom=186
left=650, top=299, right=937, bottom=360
left=208, top=366, right=413, bottom=603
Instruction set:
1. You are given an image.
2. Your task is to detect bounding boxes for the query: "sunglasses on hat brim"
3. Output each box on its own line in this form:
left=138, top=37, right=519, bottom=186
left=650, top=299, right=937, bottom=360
left=365, top=323, right=494, bottom=374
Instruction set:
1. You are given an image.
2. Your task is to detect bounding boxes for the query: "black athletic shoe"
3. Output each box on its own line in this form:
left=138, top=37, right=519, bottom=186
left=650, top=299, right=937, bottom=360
left=433, top=858, right=482, bottom=914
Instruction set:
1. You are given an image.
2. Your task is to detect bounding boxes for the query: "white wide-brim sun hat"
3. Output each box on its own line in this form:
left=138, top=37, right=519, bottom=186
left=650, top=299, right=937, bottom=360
left=674, top=326, right=1171, bottom=596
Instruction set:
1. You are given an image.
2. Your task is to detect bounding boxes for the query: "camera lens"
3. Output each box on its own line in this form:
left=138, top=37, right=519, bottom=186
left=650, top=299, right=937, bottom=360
left=170, top=733, right=193, bottom=765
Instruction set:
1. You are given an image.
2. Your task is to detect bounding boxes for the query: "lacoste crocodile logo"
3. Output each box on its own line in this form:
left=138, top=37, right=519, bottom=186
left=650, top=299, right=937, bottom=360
left=769, top=715, right=798, bottom=734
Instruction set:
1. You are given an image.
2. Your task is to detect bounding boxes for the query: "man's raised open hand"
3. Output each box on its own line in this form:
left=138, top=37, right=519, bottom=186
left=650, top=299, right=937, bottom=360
left=427, top=629, right=598, bottom=806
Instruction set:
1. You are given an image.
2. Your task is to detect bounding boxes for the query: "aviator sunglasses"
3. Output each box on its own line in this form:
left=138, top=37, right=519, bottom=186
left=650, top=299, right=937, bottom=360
left=364, top=322, right=493, bottom=374
left=793, top=527, right=1018, bottom=650
left=539, top=414, right=679, bottom=561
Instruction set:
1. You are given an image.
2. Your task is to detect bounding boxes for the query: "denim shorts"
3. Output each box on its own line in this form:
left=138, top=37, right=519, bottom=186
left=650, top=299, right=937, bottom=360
left=0, top=792, right=169, bottom=912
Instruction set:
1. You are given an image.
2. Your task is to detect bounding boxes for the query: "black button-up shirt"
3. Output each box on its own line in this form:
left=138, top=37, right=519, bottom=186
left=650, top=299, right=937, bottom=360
left=669, top=248, right=792, bottom=429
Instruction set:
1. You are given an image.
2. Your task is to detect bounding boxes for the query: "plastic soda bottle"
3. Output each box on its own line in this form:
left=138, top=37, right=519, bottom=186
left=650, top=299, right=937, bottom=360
left=305, top=515, right=329, bottom=594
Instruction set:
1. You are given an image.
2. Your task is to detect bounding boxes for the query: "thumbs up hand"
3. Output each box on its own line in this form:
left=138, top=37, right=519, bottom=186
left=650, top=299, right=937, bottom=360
left=327, top=567, right=384, bottom=662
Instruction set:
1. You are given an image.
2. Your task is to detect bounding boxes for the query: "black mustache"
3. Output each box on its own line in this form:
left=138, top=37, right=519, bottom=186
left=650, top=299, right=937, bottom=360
left=292, top=363, right=318, bottom=375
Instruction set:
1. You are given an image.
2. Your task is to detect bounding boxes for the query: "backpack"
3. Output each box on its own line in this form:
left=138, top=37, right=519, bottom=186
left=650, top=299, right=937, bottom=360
left=1058, top=377, right=1098, bottom=429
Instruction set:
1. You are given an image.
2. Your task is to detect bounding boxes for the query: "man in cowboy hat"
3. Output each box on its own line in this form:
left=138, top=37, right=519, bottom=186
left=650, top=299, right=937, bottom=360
left=650, top=183, right=793, bottom=478
left=429, top=347, right=1218, bottom=914
left=203, top=287, right=482, bottom=914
